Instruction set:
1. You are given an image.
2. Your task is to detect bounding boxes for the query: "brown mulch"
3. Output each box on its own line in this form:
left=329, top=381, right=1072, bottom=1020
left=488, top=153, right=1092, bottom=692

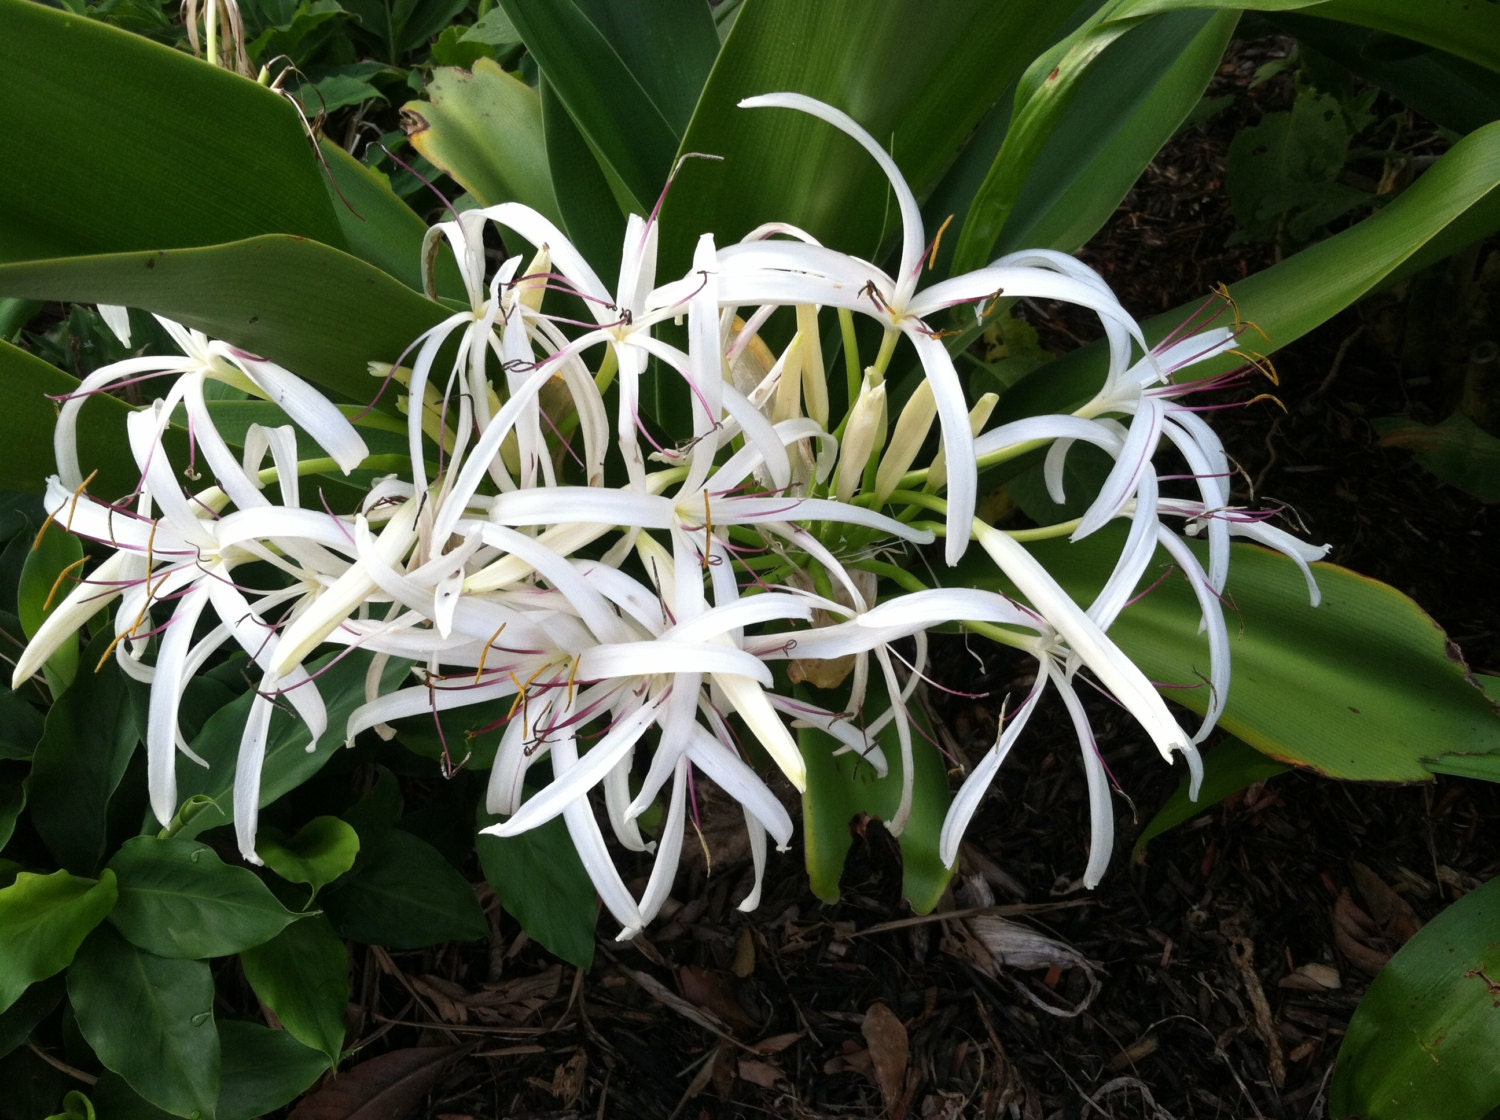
left=291, top=35, right=1499, bottom=1120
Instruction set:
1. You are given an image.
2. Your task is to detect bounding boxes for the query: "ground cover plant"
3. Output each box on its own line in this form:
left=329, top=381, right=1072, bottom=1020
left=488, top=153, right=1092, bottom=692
left=0, top=1, right=1497, bottom=1116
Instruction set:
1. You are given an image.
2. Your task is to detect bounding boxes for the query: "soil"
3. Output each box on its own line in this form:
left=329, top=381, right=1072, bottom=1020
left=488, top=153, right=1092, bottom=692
left=281, top=36, right=1500, bottom=1120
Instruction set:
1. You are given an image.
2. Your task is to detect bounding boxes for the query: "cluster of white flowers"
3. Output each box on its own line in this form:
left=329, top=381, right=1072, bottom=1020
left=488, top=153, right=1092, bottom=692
left=13, top=95, right=1327, bottom=937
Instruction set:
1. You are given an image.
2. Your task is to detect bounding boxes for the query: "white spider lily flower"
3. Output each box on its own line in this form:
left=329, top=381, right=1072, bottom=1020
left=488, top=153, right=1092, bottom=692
left=1157, top=497, right=1331, bottom=604
left=53, top=315, right=366, bottom=493
left=751, top=586, right=1045, bottom=832
left=461, top=546, right=813, bottom=933
left=971, top=520, right=1201, bottom=792
left=939, top=650, right=1118, bottom=887
left=19, top=467, right=351, bottom=835
left=725, top=96, right=1153, bottom=564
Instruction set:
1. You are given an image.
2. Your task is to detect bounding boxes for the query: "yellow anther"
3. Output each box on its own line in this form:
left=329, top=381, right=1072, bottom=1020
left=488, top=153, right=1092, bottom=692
left=473, top=621, right=508, bottom=684
left=43, top=557, right=89, bottom=612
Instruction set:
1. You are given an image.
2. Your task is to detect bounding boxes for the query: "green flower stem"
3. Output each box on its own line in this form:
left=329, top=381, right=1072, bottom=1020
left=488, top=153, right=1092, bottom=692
left=838, top=308, right=861, bottom=407
left=964, top=618, right=1043, bottom=652
left=869, top=328, right=899, bottom=385
left=854, top=559, right=930, bottom=594
left=593, top=346, right=620, bottom=397
left=1006, top=518, right=1081, bottom=541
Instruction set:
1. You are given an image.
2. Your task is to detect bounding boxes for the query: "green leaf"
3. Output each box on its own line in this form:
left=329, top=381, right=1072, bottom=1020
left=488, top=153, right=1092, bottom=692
left=663, top=0, right=1083, bottom=276
left=459, top=6, right=522, bottom=51
left=0, top=339, right=145, bottom=494
left=477, top=810, right=595, bottom=968
left=0, top=869, right=117, bottom=1019
left=316, top=139, right=442, bottom=296
left=0, top=975, right=62, bottom=1060
left=998, top=117, right=1500, bottom=422
left=540, top=74, right=628, bottom=280
left=217, top=1021, right=331, bottom=1120
left=107, top=837, right=298, bottom=959
left=87, top=1074, right=177, bottom=1120
left=403, top=60, right=564, bottom=225
left=1225, top=86, right=1371, bottom=246
left=0, top=767, right=24, bottom=854
left=69, top=926, right=219, bottom=1120
left=17, top=522, right=84, bottom=693
left=321, top=828, right=487, bottom=948
left=0, top=237, right=446, bottom=410
left=497, top=0, right=689, bottom=215
left=572, top=0, right=719, bottom=137
left=0, top=689, right=44, bottom=764
left=1133, top=737, right=1290, bottom=859
left=1272, top=12, right=1500, bottom=135
left=1313, top=0, right=1500, bottom=74
left=0, top=0, right=344, bottom=263
left=257, top=816, right=361, bottom=894
left=1023, top=528, right=1500, bottom=781
left=239, top=913, right=348, bottom=1066
left=1330, top=875, right=1500, bottom=1119
left=27, top=631, right=141, bottom=875
left=42, top=1090, right=94, bottom=1120
left=1373, top=412, right=1500, bottom=502
left=175, top=652, right=409, bottom=841
left=799, top=682, right=953, bottom=911
left=999, top=8, right=1238, bottom=254
left=953, top=0, right=1334, bottom=272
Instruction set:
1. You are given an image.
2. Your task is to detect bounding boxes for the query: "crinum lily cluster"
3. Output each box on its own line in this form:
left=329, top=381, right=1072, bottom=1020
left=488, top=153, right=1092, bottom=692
left=13, top=94, right=1328, bottom=937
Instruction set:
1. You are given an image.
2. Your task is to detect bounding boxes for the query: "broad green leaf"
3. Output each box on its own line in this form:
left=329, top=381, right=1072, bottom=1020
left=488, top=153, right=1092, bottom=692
left=1133, top=737, right=1290, bottom=859
left=69, top=926, right=219, bottom=1120
left=498, top=0, right=680, bottom=216
left=107, top=837, right=297, bottom=959
left=257, top=816, right=361, bottom=894
left=0, top=975, right=63, bottom=1062
left=202, top=399, right=408, bottom=462
left=0, top=870, right=117, bottom=1014
left=176, top=652, right=409, bottom=841
left=663, top=0, right=1083, bottom=276
left=321, top=828, right=487, bottom=948
left=568, top=0, right=719, bottom=137
left=239, top=914, right=348, bottom=1066
left=541, top=75, right=628, bottom=281
left=953, top=0, right=1332, bottom=272
left=86, top=1075, right=178, bottom=1120
left=1272, top=12, right=1500, bottom=135
left=404, top=60, right=564, bottom=225
left=1373, top=412, right=1500, bottom=502
left=1000, top=9, right=1236, bottom=254
left=317, top=139, right=441, bottom=296
left=1022, top=528, right=1500, bottom=781
left=1314, top=0, right=1500, bottom=74
left=1330, top=875, right=1500, bottom=1119
left=477, top=810, right=595, bottom=968
left=1424, top=753, right=1500, bottom=782
left=0, top=0, right=343, bottom=262
left=28, top=631, right=140, bottom=874
left=0, top=340, right=140, bottom=494
left=800, top=682, right=952, bottom=911
left=0, top=773, right=22, bottom=852
left=16, top=521, right=84, bottom=693
left=998, top=118, right=1500, bottom=421
left=0, top=237, right=447, bottom=410
left=216, top=1021, right=331, bottom=1120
